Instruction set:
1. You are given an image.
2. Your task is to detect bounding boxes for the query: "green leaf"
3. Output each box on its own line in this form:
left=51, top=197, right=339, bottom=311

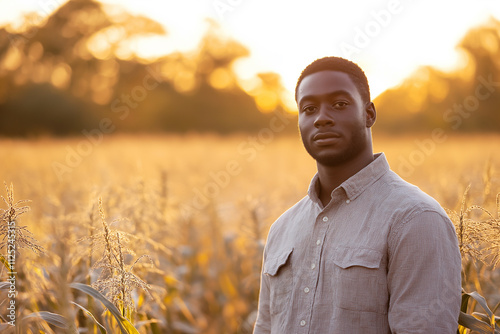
left=70, top=282, right=139, bottom=334
left=71, top=301, right=107, bottom=334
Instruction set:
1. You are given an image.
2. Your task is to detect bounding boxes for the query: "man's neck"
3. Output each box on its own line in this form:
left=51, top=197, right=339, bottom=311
left=317, top=152, right=375, bottom=207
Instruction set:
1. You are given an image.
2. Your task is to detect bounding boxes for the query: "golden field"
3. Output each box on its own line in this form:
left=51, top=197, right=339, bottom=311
left=0, top=133, right=499, bottom=333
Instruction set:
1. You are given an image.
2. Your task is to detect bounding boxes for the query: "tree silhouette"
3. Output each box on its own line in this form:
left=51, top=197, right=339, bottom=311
left=0, top=1, right=296, bottom=136
left=374, top=17, right=500, bottom=133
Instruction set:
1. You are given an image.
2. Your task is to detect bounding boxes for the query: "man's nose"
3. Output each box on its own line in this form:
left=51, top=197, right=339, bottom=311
left=314, top=104, right=335, bottom=128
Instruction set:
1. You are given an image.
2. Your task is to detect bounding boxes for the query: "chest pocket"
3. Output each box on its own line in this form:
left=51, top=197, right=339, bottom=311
left=332, top=247, right=382, bottom=269
left=264, top=248, right=293, bottom=316
left=327, top=247, right=387, bottom=314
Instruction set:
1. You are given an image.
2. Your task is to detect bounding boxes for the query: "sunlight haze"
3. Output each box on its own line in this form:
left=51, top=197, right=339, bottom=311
left=1, top=0, right=500, bottom=100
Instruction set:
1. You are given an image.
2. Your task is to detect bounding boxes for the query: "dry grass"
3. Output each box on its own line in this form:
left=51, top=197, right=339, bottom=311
left=0, top=133, right=499, bottom=333
left=0, top=182, right=43, bottom=256
left=84, top=198, right=153, bottom=319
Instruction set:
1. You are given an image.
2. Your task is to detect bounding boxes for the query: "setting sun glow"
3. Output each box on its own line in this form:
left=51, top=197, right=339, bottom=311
left=1, top=0, right=500, bottom=106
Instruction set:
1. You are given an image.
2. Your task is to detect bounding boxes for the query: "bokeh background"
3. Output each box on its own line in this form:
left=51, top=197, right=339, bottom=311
left=1, top=1, right=500, bottom=333
left=1, top=0, right=500, bottom=136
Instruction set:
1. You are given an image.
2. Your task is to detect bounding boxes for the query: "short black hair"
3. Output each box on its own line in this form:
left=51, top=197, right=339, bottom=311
left=295, top=57, right=371, bottom=103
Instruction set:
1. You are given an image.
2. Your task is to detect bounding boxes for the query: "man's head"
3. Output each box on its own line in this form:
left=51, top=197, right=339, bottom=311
left=295, top=57, right=371, bottom=104
left=295, top=57, right=376, bottom=168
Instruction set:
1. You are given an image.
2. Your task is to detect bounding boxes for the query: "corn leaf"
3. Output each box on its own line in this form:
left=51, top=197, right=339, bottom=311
left=457, top=324, right=467, bottom=334
left=493, top=301, right=500, bottom=314
left=0, top=255, right=11, bottom=271
left=70, top=282, right=140, bottom=334
left=0, top=281, right=11, bottom=290
left=458, top=312, right=499, bottom=333
left=464, top=291, right=496, bottom=328
left=135, top=319, right=160, bottom=329
left=461, top=289, right=470, bottom=313
left=469, top=292, right=494, bottom=318
left=23, top=311, right=78, bottom=333
left=473, top=312, right=492, bottom=324
left=71, top=301, right=107, bottom=334
left=121, top=318, right=141, bottom=334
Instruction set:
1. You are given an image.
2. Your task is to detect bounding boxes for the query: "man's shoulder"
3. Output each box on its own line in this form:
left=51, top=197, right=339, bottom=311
left=379, top=170, right=450, bottom=225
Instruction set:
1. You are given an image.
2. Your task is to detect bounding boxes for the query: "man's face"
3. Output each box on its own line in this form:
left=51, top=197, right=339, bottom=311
left=296, top=70, right=375, bottom=167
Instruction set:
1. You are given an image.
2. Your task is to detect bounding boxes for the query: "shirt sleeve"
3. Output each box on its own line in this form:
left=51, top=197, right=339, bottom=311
left=387, top=210, right=462, bottom=334
left=253, top=251, right=271, bottom=334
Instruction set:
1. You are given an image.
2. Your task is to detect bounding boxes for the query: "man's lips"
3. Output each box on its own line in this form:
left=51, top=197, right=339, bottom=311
left=313, top=132, right=341, bottom=141
left=313, top=132, right=341, bottom=146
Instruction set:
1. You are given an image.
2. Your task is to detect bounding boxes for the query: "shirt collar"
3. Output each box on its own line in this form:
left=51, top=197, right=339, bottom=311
left=308, top=153, right=390, bottom=204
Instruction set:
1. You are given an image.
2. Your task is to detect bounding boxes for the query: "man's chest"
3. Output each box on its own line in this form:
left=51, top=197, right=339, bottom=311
left=265, top=205, right=392, bottom=316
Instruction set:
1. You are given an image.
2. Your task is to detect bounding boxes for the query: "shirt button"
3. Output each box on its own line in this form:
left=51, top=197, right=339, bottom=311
left=300, top=320, right=306, bottom=326
left=311, top=263, right=316, bottom=269
left=316, top=239, right=321, bottom=245
left=304, top=287, right=310, bottom=293
left=346, top=199, right=351, bottom=203
left=322, top=216, right=328, bottom=222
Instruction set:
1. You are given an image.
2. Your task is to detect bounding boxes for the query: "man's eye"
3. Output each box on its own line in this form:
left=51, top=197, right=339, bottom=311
left=302, top=106, right=316, bottom=113
left=333, top=101, right=348, bottom=108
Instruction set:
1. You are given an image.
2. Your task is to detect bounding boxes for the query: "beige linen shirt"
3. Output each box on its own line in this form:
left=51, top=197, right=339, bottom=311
left=253, top=153, right=461, bottom=334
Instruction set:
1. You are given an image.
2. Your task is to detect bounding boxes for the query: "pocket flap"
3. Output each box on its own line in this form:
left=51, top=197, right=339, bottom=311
left=264, top=248, right=293, bottom=276
left=331, top=247, right=382, bottom=269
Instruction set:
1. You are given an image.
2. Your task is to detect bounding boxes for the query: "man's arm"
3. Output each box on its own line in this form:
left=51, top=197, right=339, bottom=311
left=253, top=257, right=271, bottom=334
left=387, top=210, right=462, bottom=333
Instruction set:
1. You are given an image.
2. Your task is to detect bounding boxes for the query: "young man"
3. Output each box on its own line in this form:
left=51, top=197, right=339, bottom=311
left=253, top=57, right=461, bottom=334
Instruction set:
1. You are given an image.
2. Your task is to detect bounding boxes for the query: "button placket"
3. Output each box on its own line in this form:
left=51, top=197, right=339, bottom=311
left=299, top=210, right=329, bottom=331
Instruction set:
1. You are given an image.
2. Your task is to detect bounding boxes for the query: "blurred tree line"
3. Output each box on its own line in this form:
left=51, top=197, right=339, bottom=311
left=0, top=0, right=296, bottom=137
left=1, top=0, right=499, bottom=137
left=374, top=17, right=500, bottom=133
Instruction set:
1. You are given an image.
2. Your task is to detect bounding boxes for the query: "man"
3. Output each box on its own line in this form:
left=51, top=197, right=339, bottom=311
left=253, top=57, right=461, bottom=333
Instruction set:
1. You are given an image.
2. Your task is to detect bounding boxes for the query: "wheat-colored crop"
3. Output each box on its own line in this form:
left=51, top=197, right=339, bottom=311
left=88, top=198, right=153, bottom=318
left=0, top=182, right=43, bottom=255
left=0, top=134, right=499, bottom=333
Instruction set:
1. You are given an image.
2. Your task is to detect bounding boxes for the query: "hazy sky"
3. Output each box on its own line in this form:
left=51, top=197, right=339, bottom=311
left=1, top=0, right=500, bottom=100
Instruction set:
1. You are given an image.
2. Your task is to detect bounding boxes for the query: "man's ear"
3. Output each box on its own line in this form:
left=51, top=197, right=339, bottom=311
left=365, top=102, right=376, bottom=128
